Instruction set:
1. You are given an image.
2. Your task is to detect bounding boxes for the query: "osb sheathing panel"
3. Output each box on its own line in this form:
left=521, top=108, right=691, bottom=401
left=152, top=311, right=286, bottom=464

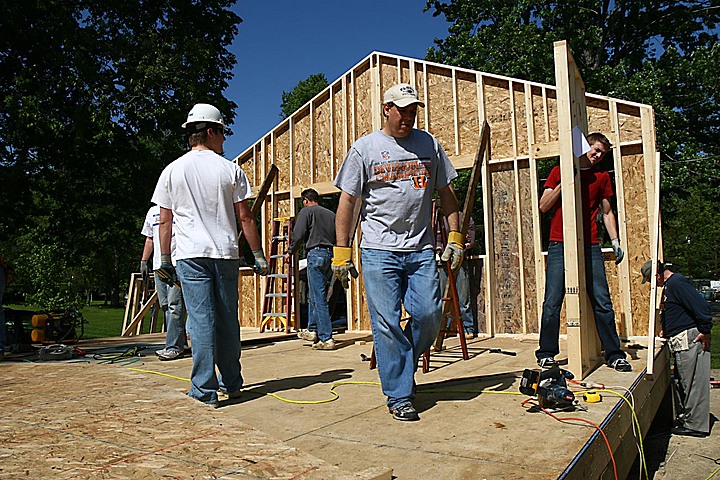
left=490, top=163, right=523, bottom=334
left=313, top=93, right=333, bottom=184
left=518, top=162, right=539, bottom=333
left=414, top=64, right=427, bottom=131
left=332, top=84, right=346, bottom=172
left=426, top=66, right=455, bottom=151
left=379, top=56, right=399, bottom=99
left=484, top=77, right=514, bottom=159
left=274, top=125, right=290, bottom=190
left=400, top=60, right=411, bottom=85
left=240, top=270, right=258, bottom=327
left=353, top=64, right=373, bottom=140
left=469, top=258, right=487, bottom=335
left=621, top=153, right=652, bottom=335
left=293, top=112, right=312, bottom=188
left=546, top=90, right=559, bottom=142
left=587, top=99, right=612, bottom=136
left=531, top=86, right=550, bottom=143
left=457, top=71, right=480, bottom=156
left=1, top=364, right=354, bottom=479
left=617, top=106, right=643, bottom=143
left=513, top=84, right=529, bottom=157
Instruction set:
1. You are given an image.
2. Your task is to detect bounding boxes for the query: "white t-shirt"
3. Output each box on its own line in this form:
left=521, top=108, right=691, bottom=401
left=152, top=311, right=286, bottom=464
left=334, top=129, right=457, bottom=251
left=151, top=149, right=253, bottom=260
left=141, top=205, right=178, bottom=267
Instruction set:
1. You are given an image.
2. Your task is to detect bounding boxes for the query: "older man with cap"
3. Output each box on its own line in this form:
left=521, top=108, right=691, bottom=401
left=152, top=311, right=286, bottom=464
left=152, top=103, right=269, bottom=407
left=642, top=260, right=712, bottom=437
left=332, top=83, right=463, bottom=421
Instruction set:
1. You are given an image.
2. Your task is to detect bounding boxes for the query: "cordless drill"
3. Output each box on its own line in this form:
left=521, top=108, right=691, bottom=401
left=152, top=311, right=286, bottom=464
left=520, top=367, right=576, bottom=409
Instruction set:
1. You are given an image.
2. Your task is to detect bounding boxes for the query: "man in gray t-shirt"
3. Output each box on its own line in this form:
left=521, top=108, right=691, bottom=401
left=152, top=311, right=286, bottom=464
left=333, top=83, right=464, bottom=422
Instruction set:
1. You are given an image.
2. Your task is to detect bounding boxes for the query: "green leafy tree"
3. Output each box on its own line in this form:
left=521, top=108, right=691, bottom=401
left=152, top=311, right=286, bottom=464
left=424, top=0, right=720, bottom=276
left=280, top=73, right=329, bottom=119
left=1, top=0, right=242, bottom=306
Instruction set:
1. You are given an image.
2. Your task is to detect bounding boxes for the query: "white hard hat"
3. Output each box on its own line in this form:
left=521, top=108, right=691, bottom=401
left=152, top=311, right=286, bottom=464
left=182, top=103, right=225, bottom=129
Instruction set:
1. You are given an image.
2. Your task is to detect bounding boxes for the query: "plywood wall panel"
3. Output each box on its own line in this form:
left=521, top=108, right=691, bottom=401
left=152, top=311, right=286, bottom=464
left=469, top=257, right=487, bottom=335
left=518, top=162, right=539, bottom=333
left=621, top=153, right=652, bottom=335
left=239, top=271, right=258, bottom=328
left=379, top=56, right=398, bottom=98
left=414, top=63, right=427, bottom=131
left=426, top=66, right=455, bottom=151
left=490, top=163, right=523, bottom=333
left=513, top=84, right=529, bottom=157
left=546, top=90, right=559, bottom=142
left=293, top=112, right=312, bottom=188
left=587, top=99, right=612, bottom=136
left=618, top=107, right=643, bottom=143
left=313, top=94, right=333, bottom=184
left=332, top=84, right=346, bottom=174
left=484, top=78, right=514, bottom=159
left=457, top=71, right=480, bottom=157
left=531, top=86, right=549, bottom=143
left=274, top=125, right=290, bottom=190
left=353, top=64, right=373, bottom=140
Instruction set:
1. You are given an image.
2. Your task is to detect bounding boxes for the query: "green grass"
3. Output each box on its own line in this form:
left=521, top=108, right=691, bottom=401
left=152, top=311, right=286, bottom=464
left=6, top=301, right=165, bottom=340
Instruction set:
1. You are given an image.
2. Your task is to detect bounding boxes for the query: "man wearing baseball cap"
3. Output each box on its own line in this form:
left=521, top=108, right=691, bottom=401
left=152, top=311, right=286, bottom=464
left=332, top=83, right=463, bottom=421
left=642, top=260, right=712, bottom=437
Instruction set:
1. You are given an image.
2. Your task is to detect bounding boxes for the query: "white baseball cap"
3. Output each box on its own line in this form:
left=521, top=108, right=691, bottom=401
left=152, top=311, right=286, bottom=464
left=383, top=83, right=425, bottom=108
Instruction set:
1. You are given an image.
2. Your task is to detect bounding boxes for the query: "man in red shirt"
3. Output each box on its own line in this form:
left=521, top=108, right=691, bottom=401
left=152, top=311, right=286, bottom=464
left=535, top=132, right=631, bottom=372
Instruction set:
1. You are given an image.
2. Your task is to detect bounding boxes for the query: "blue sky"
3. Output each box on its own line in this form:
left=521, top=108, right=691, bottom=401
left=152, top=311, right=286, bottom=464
left=223, top=1, right=450, bottom=157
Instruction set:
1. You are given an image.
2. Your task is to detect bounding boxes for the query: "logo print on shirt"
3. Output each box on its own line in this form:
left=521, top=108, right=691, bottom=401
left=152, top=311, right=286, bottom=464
left=381, top=150, right=390, bottom=160
left=373, top=159, right=431, bottom=190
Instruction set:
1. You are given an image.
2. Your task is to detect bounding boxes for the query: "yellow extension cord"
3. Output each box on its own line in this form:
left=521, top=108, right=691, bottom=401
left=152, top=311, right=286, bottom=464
left=127, top=367, right=521, bottom=404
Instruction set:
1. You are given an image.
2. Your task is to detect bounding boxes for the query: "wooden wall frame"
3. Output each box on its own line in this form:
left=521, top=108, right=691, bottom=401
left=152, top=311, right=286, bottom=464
left=233, top=47, right=661, bottom=378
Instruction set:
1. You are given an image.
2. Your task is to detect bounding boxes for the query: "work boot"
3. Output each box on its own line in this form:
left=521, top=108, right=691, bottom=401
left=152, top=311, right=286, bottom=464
left=608, top=358, right=632, bottom=372
left=312, top=339, right=336, bottom=350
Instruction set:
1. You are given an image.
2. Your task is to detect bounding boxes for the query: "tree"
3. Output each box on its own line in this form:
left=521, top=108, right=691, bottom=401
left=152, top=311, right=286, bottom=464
left=279, top=73, right=329, bottom=119
left=424, top=0, right=720, bottom=276
left=0, top=0, right=242, bottom=307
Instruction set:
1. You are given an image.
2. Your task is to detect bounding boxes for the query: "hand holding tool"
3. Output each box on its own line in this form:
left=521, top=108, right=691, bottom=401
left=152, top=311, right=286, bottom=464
left=611, top=238, right=624, bottom=264
left=156, top=254, right=179, bottom=286
left=252, top=248, right=269, bottom=275
left=441, top=231, right=465, bottom=270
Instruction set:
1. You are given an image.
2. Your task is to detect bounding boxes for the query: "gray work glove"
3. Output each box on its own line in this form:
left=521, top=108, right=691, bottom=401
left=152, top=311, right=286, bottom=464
left=140, top=260, right=149, bottom=278
left=611, top=238, right=624, bottom=265
left=252, top=249, right=269, bottom=276
left=440, top=231, right=465, bottom=270
left=156, top=254, right=178, bottom=286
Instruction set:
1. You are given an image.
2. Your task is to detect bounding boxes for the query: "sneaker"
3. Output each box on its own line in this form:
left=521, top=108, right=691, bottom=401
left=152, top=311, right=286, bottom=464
left=389, top=403, right=419, bottom=421
left=609, top=358, right=632, bottom=372
left=218, top=389, right=242, bottom=400
left=312, top=339, right=336, bottom=350
left=297, top=330, right=318, bottom=342
left=537, top=357, right=558, bottom=368
left=157, top=348, right=184, bottom=361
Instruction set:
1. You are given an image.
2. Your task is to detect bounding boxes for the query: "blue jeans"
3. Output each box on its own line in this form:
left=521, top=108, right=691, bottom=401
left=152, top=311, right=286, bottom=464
left=536, top=242, right=625, bottom=363
left=154, top=272, right=187, bottom=351
left=0, top=266, right=5, bottom=355
left=176, top=258, right=243, bottom=404
left=438, top=258, right=474, bottom=333
left=361, top=248, right=442, bottom=409
left=306, top=248, right=333, bottom=342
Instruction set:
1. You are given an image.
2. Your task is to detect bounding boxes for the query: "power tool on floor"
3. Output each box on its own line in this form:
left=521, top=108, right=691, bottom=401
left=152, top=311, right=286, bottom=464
left=30, top=309, right=86, bottom=344
left=520, top=367, right=576, bottom=409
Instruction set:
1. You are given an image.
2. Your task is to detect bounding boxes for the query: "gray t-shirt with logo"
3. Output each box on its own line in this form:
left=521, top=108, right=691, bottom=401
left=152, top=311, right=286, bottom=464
left=334, top=129, right=457, bottom=252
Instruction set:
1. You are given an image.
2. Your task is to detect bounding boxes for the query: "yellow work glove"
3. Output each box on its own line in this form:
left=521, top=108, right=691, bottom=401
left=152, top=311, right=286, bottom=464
left=332, top=246, right=357, bottom=288
left=441, top=231, right=465, bottom=270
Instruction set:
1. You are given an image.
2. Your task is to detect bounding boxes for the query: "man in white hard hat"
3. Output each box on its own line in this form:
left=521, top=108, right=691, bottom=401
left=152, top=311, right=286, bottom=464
left=152, top=103, right=269, bottom=407
left=332, top=83, right=463, bottom=421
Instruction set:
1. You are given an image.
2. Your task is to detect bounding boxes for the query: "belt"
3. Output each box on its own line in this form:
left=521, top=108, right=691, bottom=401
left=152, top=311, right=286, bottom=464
left=310, top=245, right=333, bottom=250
